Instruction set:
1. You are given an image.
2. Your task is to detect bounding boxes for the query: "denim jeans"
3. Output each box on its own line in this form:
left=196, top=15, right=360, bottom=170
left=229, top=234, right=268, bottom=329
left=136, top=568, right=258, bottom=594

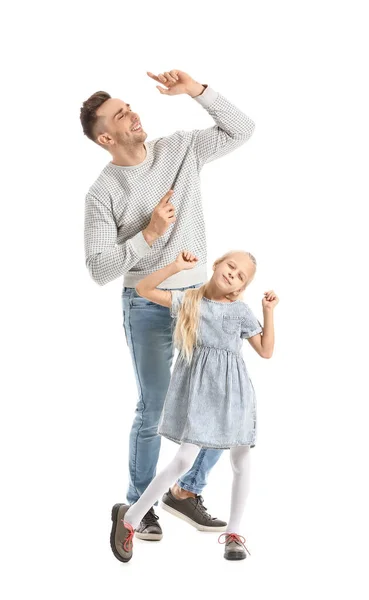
left=122, top=283, right=223, bottom=504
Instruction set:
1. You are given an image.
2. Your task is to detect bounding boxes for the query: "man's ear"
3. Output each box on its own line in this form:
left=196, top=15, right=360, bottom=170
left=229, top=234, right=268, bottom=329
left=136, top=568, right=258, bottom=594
left=97, top=132, right=113, bottom=147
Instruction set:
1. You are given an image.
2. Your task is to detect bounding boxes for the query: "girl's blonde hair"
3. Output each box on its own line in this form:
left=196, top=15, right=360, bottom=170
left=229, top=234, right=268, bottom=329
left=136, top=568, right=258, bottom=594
left=173, top=250, right=256, bottom=363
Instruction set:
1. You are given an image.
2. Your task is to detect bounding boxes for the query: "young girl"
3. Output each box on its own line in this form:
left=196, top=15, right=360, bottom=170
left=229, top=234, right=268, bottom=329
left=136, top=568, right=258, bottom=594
left=110, top=249, right=278, bottom=562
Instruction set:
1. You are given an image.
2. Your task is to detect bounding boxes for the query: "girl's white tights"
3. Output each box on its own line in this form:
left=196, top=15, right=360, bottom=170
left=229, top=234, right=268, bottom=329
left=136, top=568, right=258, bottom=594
left=124, top=442, right=201, bottom=529
left=124, top=443, right=251, bottom=534
left=227, top=445, right=251, bottom=533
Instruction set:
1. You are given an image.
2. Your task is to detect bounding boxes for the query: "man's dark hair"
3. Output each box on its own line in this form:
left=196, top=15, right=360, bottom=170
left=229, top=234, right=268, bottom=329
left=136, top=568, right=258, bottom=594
left=80, top=91, right=111, bottom=142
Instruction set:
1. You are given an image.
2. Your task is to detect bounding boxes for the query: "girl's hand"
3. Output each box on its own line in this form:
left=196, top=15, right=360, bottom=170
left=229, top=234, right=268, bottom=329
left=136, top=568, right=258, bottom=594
left=262, top=290, right=279, bottom=310
left=175, top=251, right=199, bottom=271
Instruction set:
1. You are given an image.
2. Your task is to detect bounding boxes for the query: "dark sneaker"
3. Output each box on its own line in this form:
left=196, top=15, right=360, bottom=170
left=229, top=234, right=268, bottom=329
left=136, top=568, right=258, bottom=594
left=218, top=533, right=251, bottom=561
left=135, top=507, right=163, bottom=541
left=110, top=503, right=134, bottom=563
left=161, top=488, right=227, bottom=532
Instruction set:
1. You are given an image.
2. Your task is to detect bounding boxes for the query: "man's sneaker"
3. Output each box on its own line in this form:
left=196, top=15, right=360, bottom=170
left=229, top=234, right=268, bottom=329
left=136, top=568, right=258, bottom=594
left=161, top=488, right=227, bottom=532
left=135, top=507, right=163, bottom=541
left=110, top=503, right=134, bottom=563
left=218, top=533, right=251, bottom=561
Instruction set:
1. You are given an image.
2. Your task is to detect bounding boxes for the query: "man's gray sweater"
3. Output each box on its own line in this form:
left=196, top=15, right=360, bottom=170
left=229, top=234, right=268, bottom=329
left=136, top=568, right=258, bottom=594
left=84, top=86, right=255, bottom=288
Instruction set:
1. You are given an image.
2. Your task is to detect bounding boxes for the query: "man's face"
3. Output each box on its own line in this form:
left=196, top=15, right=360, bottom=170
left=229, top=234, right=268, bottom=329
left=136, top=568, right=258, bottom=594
left=95, top=98, right=147, bottom=148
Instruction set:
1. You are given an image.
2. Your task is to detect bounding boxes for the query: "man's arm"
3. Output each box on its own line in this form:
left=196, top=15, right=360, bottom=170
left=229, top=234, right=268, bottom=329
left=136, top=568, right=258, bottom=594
left=84, top=190, right=175, bottom=286
left=190, top=85, right=255, bottom=167
left=84, top=193, right=153, bottom=286
left=147, top=70, right=255, bottom=168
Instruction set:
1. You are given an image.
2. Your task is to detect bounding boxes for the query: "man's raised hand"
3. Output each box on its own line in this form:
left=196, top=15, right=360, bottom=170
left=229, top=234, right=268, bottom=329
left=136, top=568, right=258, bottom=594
left=147, top=70, right=205, bottom=98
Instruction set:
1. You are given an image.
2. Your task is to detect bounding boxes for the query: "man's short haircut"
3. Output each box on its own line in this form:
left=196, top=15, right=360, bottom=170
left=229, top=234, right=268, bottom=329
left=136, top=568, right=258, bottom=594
left=80, top=91, right=111, bottom=142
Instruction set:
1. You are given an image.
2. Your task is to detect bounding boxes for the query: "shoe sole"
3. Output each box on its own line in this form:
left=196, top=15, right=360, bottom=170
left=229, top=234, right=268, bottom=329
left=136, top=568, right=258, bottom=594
left=110, top=504, right=132, bottom=563
left=135, top=531, right=163, bottom=541
left=224, top=551, right=247, bottom=561
left=160, top=502, right=227, bottom=532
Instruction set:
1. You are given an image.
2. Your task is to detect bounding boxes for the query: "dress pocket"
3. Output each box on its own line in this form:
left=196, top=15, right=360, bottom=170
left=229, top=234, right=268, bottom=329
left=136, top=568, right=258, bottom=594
left=222, top=315, right=242, bottom=334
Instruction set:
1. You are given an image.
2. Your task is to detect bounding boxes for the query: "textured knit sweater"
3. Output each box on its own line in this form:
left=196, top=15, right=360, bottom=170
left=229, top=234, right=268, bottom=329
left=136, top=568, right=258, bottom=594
left=84, top=86, right=255, bottom=288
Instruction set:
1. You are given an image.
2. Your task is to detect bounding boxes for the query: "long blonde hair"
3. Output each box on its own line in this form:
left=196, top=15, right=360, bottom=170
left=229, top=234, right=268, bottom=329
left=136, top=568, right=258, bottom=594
left=173, top=250, right=256, bottom=363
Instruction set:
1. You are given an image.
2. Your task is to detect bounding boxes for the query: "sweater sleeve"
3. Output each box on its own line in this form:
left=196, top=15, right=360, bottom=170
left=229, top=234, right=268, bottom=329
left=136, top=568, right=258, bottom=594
left=190, top=86, right=255, bottom=169
left=84, top=193, right=152, bottom=286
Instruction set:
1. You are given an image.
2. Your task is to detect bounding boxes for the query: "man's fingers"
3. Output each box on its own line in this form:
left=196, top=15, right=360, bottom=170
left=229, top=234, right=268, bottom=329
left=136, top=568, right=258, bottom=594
left=156, top=85, right=170, bottom=95
left=147, top=71, right=160, bottom=83
left=162, top=200, right=174, bottom=209
left=159, top=190, right=174, bottom=205
left=164, top=71, right=177, bottom=84
left=148, top=71, right=179, bottom=86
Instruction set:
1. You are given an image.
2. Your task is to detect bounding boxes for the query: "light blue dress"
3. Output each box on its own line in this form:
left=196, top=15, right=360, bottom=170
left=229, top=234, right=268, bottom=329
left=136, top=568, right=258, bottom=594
left=158, top=290, right=263, bottom=449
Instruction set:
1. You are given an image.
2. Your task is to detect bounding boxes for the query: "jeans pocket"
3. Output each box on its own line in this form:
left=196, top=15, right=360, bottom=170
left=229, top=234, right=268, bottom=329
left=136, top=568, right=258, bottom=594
left=222, top=316, right=242, bottom=334
left=122, top=287, right=132, bottom=298
left=130, top=295, right=158, bottom=308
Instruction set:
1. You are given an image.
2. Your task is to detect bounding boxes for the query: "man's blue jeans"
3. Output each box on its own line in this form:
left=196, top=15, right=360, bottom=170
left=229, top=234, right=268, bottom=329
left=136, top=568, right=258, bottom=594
left=122, top=284, right=223, bottom=504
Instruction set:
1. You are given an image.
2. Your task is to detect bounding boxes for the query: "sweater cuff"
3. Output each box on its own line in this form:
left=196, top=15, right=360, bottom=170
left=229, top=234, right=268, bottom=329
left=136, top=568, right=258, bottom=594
left=130, top=230, right=152, bottom=258
left=193, top=85, right=219, bottom=109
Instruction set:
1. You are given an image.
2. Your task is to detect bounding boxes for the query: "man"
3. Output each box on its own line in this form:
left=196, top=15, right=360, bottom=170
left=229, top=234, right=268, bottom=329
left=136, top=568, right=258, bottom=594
left=81, top=69, right=255, bottom=561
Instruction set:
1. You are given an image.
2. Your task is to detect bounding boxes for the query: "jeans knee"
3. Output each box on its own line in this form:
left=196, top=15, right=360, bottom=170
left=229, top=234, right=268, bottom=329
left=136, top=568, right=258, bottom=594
left=134, top=396, right=163, bottom=424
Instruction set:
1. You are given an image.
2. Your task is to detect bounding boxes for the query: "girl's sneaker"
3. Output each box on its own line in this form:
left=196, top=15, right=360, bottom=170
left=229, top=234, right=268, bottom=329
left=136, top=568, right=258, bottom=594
left=218, top=533, right=251, bottom=561
left=110, top=503, right=135, bottom=562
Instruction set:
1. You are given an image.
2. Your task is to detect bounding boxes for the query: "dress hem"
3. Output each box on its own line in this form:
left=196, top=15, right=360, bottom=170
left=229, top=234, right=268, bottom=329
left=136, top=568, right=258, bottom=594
left=159, top=431, right=256, bottom=450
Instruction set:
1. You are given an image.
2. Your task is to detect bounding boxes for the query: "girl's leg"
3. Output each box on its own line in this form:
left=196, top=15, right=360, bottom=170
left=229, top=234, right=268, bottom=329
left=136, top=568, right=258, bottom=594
left=124, top=443, right=201, bottom=529
left=227, top=445, right=251, bottom=533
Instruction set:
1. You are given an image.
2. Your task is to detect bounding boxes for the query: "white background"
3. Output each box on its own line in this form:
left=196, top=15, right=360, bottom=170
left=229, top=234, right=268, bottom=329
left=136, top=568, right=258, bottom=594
left=1, top=1, right=368, bottom=598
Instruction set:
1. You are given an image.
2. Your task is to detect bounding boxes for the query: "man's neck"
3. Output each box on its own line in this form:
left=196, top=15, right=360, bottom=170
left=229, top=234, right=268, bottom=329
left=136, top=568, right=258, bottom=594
left=110, top=143, right=147, bottom=167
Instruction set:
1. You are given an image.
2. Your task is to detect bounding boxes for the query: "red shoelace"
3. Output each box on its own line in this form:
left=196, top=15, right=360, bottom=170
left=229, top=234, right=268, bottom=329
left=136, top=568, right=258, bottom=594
left=218, top=533, right=251, bottom=555
left=121, top=521, right=135, bottom=552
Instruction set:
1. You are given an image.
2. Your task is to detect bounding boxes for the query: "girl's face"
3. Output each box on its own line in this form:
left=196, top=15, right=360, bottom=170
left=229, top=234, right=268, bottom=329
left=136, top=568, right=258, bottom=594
left=212, top=253, right=256, bottom=298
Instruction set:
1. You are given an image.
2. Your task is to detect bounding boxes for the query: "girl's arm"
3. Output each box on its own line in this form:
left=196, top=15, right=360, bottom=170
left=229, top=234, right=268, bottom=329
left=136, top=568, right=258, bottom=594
left=135, top=251, right=199, bottom=308
left=247, top=290, right=279, bottom=359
